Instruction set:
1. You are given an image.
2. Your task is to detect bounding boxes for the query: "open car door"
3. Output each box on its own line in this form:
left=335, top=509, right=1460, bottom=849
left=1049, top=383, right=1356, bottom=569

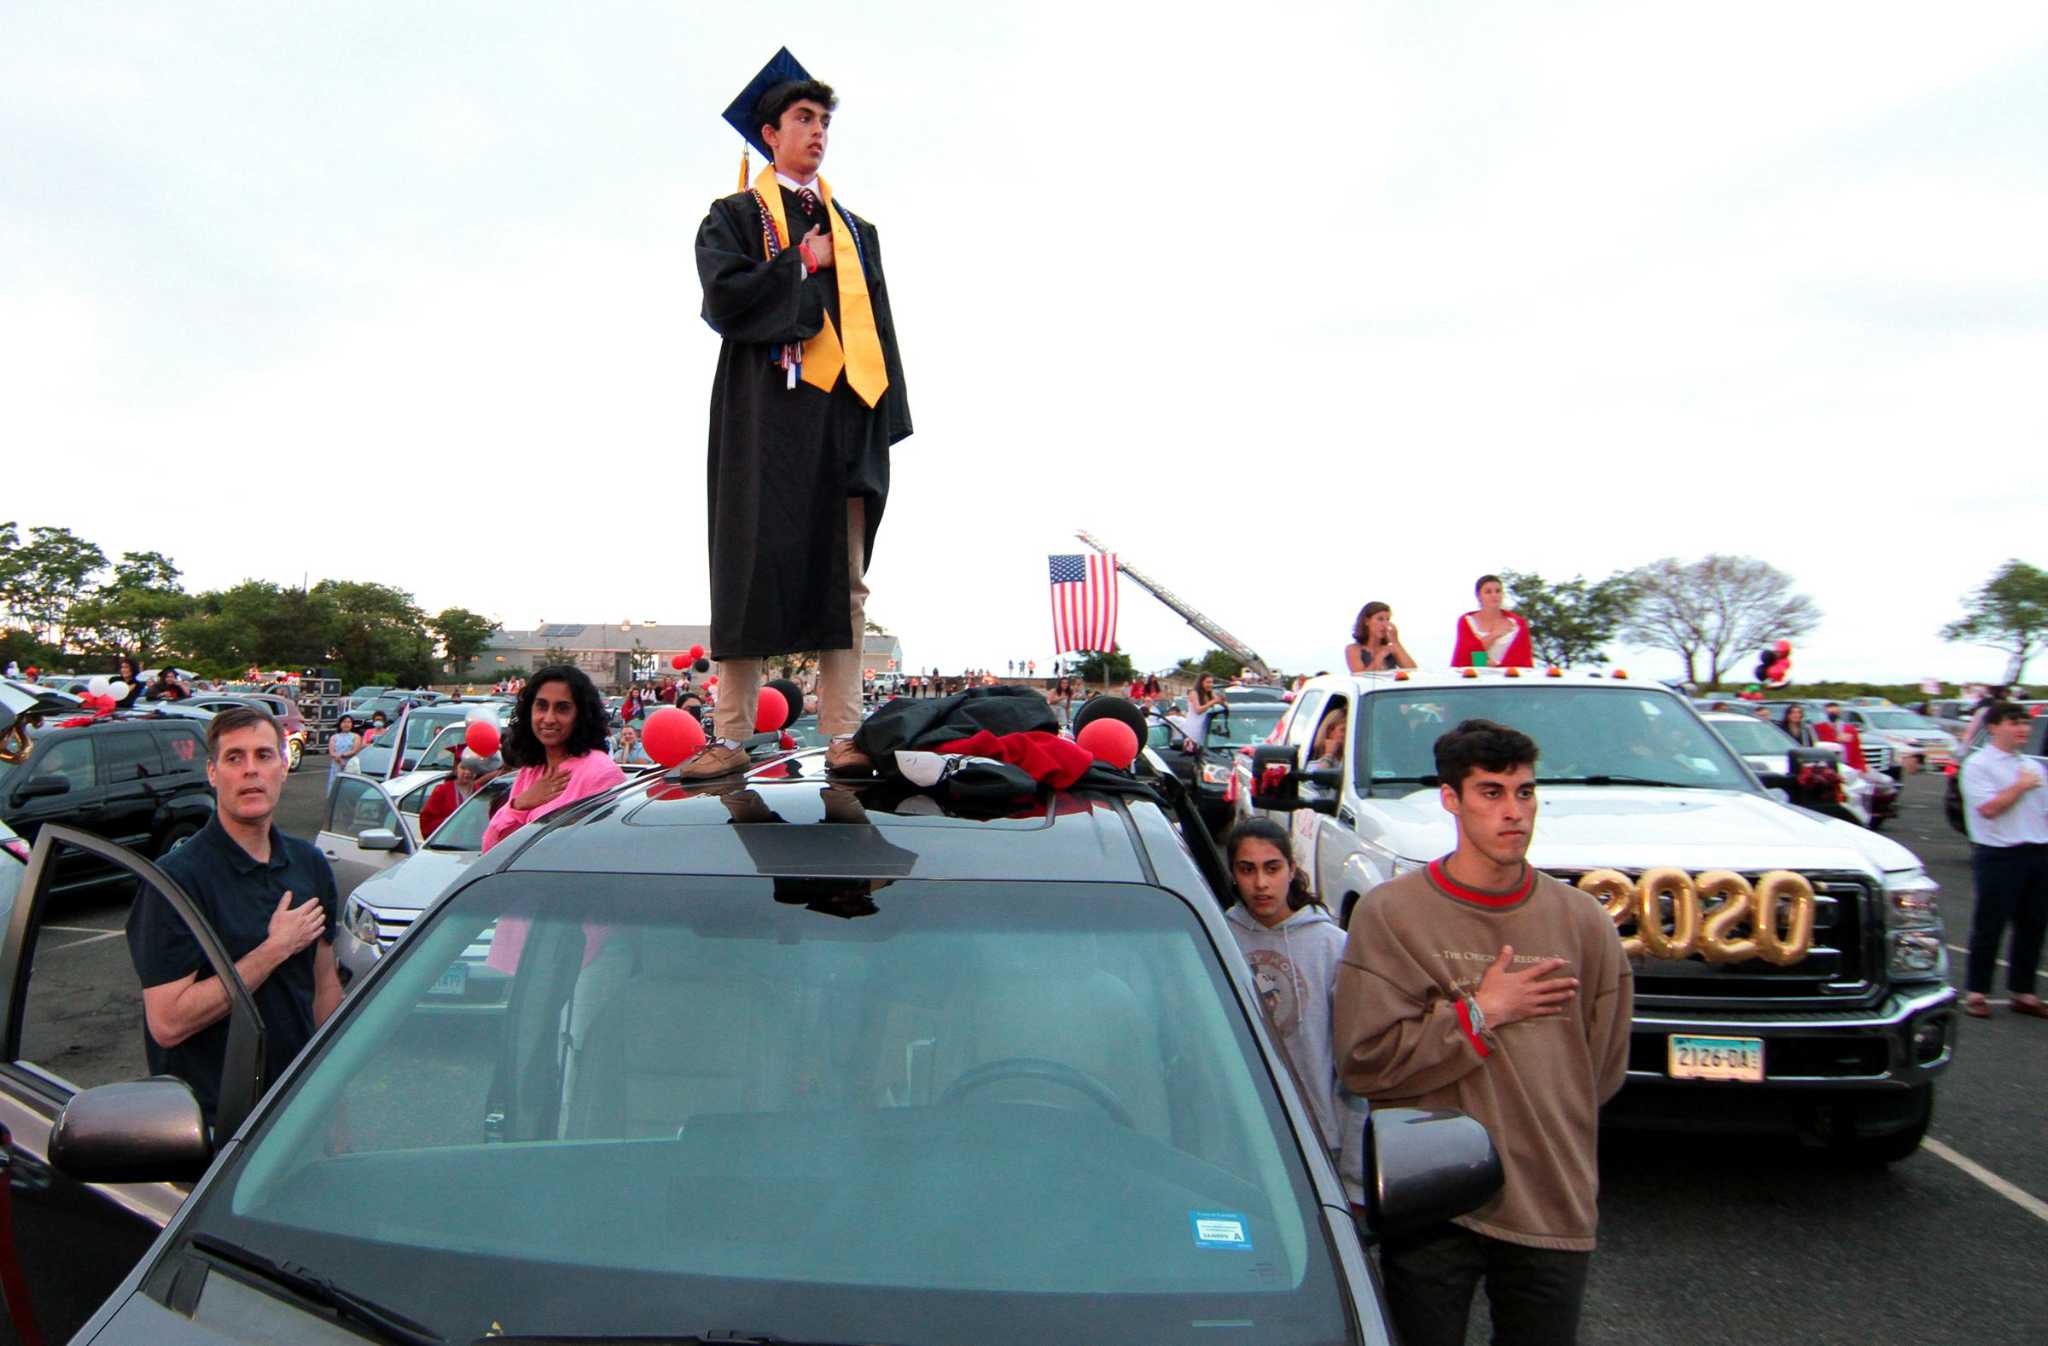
left=0, top=824, right=266, bottom=1346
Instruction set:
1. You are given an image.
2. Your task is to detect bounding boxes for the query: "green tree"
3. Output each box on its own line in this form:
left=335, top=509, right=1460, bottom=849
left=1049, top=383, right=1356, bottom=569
left=1498, top=568, right=1639, bottom=669
left=1, top=525, right=107, bottom=645
left=315, top=580, right=432, bottom=686
left=1623, top=555, right=1821, bottom=686
left=432, top=607, right=500, bottom=674
left=1175, top=649, right=1245, bottom=680
left=169, top=581, right=335, bottom=674
left=1941, top=559, right=2048, bottom=683
left=68, top=551, right=193, bottom=663
left=1071, top=649, right=1135, bottom=684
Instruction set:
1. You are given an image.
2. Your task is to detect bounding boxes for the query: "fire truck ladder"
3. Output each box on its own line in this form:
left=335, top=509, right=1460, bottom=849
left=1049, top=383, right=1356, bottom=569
left=1075, top=530, right=1275, bottom=681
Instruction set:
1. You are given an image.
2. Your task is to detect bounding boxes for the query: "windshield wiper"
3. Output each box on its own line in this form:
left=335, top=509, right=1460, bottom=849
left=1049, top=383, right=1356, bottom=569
left=1535, top=774, right=1694, bottom=788
left=190, top=1234, right=442, bottom=1346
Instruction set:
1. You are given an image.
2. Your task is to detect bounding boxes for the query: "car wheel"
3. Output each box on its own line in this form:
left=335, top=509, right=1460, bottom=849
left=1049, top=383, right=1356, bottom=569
left=1830, top=1086, right=1932, bottom=1166
left=155, top=823, right=202, bottom=859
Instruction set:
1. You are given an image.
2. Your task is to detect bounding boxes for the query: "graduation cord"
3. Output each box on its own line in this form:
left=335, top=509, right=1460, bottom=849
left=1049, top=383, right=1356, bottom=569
left=749, top=188, right=803, bottom=389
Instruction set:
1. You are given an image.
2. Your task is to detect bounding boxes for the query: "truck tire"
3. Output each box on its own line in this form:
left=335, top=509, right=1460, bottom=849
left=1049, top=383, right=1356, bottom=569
left=155, top=822, right=202, bottom=859
left=1831, top=1085, right=1933, bottom=1166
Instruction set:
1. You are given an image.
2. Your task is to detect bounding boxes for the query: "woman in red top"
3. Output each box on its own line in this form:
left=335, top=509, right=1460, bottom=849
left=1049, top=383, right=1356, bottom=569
left=1449, top=574, right=1533, bottom=668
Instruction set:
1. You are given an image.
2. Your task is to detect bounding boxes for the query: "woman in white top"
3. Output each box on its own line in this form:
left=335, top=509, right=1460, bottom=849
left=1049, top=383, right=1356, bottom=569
left=326, top=714, right=364, bottom=788
left=1450, top=574, right=1533, bottom=668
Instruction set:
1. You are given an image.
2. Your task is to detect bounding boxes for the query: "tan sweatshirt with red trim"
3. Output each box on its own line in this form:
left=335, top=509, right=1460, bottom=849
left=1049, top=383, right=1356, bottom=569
left=1333, top=862, right=1632, bottom=1251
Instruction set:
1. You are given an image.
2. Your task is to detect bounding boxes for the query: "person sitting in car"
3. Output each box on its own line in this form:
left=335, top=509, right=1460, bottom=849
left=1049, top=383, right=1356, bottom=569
left=144, top=667, right=189, bottom=702
left=1313, top=704, right=1349, bottom=767
left=419, top=751, right=504, bottom=840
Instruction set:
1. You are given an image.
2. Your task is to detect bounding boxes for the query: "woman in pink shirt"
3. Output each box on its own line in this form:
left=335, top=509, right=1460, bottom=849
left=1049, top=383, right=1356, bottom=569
left=483, top=664, right=628, bottom=852
left=483, top=665, right=630, bottom=973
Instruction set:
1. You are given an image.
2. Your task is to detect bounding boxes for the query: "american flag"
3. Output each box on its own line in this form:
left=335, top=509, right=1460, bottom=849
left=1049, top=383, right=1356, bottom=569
left=1049, top=553, right=1119, bottom=654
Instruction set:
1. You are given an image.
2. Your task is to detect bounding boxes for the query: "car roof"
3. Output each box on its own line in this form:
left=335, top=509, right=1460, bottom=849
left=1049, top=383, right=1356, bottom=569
left=1304, top=667, right=1663, bottom=695
left=494, top=750, right=1161, bottom=885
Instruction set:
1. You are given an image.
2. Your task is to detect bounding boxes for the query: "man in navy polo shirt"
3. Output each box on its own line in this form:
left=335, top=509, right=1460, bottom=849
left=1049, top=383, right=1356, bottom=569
left=126, top=705, right=342, bottom=1126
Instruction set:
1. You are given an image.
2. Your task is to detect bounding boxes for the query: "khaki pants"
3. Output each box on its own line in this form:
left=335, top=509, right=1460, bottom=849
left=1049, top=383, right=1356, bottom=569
left=714, top=497, right=869, bottom=742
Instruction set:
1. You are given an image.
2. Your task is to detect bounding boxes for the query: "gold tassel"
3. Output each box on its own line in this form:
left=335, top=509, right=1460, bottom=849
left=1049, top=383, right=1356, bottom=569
left=738, top=148, right=750, bottom=193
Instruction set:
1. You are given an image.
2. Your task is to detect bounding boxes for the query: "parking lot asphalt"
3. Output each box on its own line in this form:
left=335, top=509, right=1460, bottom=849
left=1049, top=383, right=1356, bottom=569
left=25, top=763, right=2048, bottom=1343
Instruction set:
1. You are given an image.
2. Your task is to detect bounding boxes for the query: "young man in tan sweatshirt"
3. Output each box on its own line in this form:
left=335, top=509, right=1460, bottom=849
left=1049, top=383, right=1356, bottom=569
left=1333, top=718, right=1631, bottom=1346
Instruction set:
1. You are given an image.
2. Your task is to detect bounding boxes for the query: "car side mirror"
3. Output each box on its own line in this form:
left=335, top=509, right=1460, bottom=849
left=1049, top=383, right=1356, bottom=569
left=16, top=775, right=70, bottom=801
left=359, top=827, right=403, bottom=852
left=1248, top=744, right=1299, bottom=812
left=49, top=1078, right=213, bottom=1184
left=1361, top=1106, right=1503, bottom=1238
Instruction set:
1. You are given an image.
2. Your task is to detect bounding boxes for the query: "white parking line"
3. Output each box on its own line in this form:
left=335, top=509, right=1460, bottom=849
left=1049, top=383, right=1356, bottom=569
left=1945, top=942, right=2048, bottom=977
left=44, top=924, right=120, bottom=934
left=1922, top=1138, right=2048, bottom=1225
left=41, top=930, right=125, bottom=952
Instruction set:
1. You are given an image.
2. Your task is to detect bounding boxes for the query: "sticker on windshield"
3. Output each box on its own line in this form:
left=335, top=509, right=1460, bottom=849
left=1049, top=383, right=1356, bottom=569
left=1191, top=1211, right=1252, bottom=1250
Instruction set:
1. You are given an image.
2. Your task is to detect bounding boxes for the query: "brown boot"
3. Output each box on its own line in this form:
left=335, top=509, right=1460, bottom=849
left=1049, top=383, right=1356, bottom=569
left=675, top=741, right=749, bottom=780
left=825, top=738, right=874, bottom=777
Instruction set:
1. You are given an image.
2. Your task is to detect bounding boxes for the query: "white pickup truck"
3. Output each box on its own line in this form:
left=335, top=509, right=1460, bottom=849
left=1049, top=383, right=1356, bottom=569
left=1231, top=669, right=1957, bottom=1163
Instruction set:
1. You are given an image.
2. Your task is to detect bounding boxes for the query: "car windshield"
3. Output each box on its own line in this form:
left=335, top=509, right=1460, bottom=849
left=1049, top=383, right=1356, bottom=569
left=403, top=711, right=458, bottom=750
left=1207, top=705, right=1286, bottom=749
left=425, top=783, right=505, bottom=851
left=173, top=874, right=1346, bottom=1345
left=1708, top=717, right=1797, bottom=756
left=1361, top=686, right=1754, bottom=791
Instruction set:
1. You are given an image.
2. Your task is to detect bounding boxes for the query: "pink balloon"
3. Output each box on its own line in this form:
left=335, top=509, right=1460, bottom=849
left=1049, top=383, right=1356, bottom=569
left=754, top=686, right=787, bottom=733
left=642, top=706, right=706, bottom=767
left=1076, top=717, right=1138, bottom=769
left=464, top=720, right=501, bottom=757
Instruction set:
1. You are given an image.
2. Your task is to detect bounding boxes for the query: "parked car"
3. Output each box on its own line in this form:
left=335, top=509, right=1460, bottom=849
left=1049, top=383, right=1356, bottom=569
left=336, top=774, right=516, bottom=983
left=1701, top=711, right=1898, bottom=829
left=0, top=713, right=215, bottom=897
left=182, top=693, right=310, bottom=771
left=352, top=701, right=514, bottom=780
left=315, top=766, right=452, bottom=897
left=13, top=748, right=1502, bottom=1346
left=1236, top=669, right=1955, bottom=1163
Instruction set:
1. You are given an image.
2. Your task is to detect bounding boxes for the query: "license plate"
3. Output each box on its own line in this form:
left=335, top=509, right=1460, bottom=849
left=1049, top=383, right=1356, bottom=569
left=1668, top=1034, right=1763, bottom=1082
left=428, top=961, right=469, bottom=997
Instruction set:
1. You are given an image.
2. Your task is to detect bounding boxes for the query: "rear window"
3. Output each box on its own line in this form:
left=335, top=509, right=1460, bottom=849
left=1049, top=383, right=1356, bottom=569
left=156, top=726, right=206, bottom=768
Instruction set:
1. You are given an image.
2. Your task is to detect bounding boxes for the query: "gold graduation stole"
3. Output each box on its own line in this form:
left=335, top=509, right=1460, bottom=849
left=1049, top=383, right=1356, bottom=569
left=752, top=166, right=889, bottom=409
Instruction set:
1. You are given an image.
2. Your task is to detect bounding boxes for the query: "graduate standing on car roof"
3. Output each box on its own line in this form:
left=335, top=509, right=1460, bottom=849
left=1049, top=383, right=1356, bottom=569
left=684, top=47, right=913, bottom=781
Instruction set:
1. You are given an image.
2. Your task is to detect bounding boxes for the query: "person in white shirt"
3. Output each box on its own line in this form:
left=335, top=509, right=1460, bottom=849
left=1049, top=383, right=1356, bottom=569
left=1957, top=702, right=2048, bottom=1020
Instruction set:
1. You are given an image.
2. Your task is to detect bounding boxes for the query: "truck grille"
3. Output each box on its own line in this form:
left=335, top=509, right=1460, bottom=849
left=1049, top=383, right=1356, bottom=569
left=1544, top=869, right=1872, bottom=1006
left=1861, top=741, right=1893, bottom=773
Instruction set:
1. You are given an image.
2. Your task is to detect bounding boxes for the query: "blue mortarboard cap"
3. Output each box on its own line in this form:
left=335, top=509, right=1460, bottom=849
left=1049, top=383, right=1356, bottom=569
left=722, top=47, right=814, bottom=161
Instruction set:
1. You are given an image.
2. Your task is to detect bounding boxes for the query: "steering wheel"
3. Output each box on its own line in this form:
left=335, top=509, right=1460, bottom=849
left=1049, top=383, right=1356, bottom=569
left=937, top=1056, right=1137, bottom=1129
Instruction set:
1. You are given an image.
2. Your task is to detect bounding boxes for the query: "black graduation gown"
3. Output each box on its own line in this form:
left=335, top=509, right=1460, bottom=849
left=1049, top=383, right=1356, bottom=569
left=696, top=185, right=913, bottom=660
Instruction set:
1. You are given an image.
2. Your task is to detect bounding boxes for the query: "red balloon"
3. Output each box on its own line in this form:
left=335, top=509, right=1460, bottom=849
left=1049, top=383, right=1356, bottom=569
left=706, top=675, right=718, bottom=687
left=1076, top=717, right=1139, bottom=769
left=754, top=686, right=787, bottom=733
left=688, top=643, right=705, bottom=660
left=1773, top=639, right=1792, bottom=656
left=1768, top=659, right=1790, bottom=682
left=671, top=654, right=688, bottom=670
left=464, top=720, right=501, bottom=757
left=642, top=706, right=706, bottom=767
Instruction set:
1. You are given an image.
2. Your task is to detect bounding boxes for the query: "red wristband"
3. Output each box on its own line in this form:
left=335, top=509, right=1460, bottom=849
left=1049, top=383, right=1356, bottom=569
left=798, top=242, right=818, bottom=274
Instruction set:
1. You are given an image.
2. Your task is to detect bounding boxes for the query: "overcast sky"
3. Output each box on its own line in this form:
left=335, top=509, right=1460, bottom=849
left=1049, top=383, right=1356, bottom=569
left=6, top=3, right=2044, bottom=685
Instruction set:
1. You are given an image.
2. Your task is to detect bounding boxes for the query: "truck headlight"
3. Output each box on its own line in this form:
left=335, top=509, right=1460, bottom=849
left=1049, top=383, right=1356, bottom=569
left=345, top=897, right=381, bottom=948
left=1883, top=870, right=1940, bottom=931
left=1199, top=762, right=1232, bottom=786
left=1889, top=931, right=1944, bottom=979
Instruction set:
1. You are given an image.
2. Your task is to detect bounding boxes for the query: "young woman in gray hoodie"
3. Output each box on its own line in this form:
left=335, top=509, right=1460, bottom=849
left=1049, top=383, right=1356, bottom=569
left=1223, top=818, right=1367, bottom=1207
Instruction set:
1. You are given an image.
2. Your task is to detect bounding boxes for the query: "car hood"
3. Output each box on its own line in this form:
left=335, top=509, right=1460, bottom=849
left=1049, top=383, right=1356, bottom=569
left=1367, top=785, right=1921, bottom=874
left=349, top=845, right=481, bottom=914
